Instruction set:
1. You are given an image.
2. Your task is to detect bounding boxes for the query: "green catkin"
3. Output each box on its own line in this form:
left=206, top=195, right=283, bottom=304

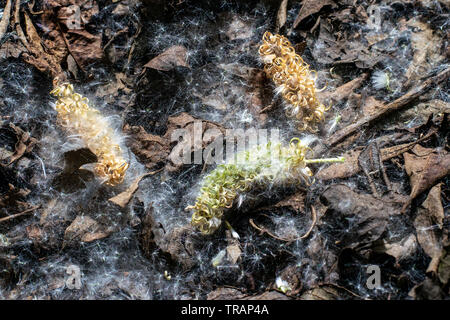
left=187, top=138, right=344, bottom=235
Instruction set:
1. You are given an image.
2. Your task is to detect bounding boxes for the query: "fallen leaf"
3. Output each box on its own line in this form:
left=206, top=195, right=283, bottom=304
left=144, top=45, right=189, bottom=71
left=300, top=286, right=340, bottom=300
left=109, top=170, right=160, bottom=208
left=1, top=123, right=37, bottom=166
left=275, top=0, right=288, bottom=32
left=226, top=244, right=241, bottom=265
left=241, top=291, right=290, bottom=300
left=437, top=245, right=450, bottom=286
left=293, top=0, right=336, bottom=29
left=374, top=234, right=418, bottom=262
left=316, top=131, right=437, bottom=180
left=64, top=215, right=111, bottom=245
left=317, top=73, right=368, bottom=104
left=403, top=19, right=445, bottom=89
left=321, top=184, right=402, bottom=248
left=65, top=29, right=103, bottom=68
left=402, top=145, right=450, bottom=212
left=123, top=125, right=170, bottom=170
left=414, top=183, right=444, bottom=273
left=272, top=192, right=305, bottom=213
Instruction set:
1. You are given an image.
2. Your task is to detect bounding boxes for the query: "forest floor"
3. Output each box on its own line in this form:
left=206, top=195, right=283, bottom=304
left=0, top=0, right=449, bottom=300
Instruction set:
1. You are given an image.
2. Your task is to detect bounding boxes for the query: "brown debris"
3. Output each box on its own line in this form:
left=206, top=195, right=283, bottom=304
left=402, top=145, right=450, bottom=212
left=144, top=45, right=189, bottom=71
left=414, top=183, right=444, bottom=273
left=316, top=129, right=436, bottom=180
left=108, top=170, right=162, bottom=208
left=292, top=0, right=336, bottom=29
left=0, top=0, right=12, bottom=41
left=64, top=215, right=111, bottom=245
left=327, top=67, right=450, bottom=147
left=321, top=184, right=403, bottom=248
left=1, top=123, right=37, bottom=166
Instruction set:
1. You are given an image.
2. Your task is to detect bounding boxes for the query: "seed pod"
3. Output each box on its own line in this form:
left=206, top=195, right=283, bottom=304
left=187, top=138, right=344, bottom=235
left=51, top=82, right=129, bottom=186
left=259, top=31, right=328, bottom=131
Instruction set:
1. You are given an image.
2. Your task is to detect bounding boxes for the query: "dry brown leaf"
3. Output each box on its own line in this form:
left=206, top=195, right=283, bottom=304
left=207, top=288, right=246, bottom=300
left=65, top=29, right=103, bottom=68
left=414, top=183, right=445, bottom=273
left=317, top=73, right=368, bottom=104
left=402, top=145, right=450, bottom=212
left=315, top=148, right=362, bottom=180
left=275, top=0, right=288, bottom=32
left=109, top=170, right=160, bottom=208
left=321, top=184, right=403, bottom=248
left=374, top=234, right=418, bottom=262
left=316, top=131, right=437, bottom=181
left=64, top=215, right=111, bottom=245
left=1, top=123, right=37, bottom=166
left=403, top=19, right=445, bottom=89
left=0, top=0, right=12, bottom=41
left=144, top=45, right=189, bottom=71
left=124, top=125, right=170, bottom=170
left=292, top=0, right=336, bottom=29
left=273, top=192, right=306, bottom=213
left=226, top=244, right=241, bottom=265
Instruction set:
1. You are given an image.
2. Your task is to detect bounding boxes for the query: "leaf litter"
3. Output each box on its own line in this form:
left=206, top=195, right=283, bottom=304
left=0, top=0, right=448, bottom=300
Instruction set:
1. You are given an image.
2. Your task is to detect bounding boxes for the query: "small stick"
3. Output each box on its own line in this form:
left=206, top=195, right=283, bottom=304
left=377, top=141, right=392, bottom=191
left=327, top=67, right=450, bottom=147
left=0, top=205, right=40, bottom=223
left=248, top=206, right=317, bottom=242
left=304, top=157, right=345, bottom=164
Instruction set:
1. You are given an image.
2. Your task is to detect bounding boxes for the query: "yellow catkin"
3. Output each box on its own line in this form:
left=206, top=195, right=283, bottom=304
left=50, top=82, right=129, bottom=186
left=259, top=31, right=328, bottom=131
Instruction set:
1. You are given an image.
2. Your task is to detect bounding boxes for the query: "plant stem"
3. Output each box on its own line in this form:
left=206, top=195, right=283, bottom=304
left=304, top=157, right=345, bottom=164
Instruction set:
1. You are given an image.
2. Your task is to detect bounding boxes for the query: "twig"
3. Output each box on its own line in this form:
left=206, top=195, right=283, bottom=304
left=248, top=206, right=317, bottom=242
left=0, top=205, right=40, bottom=223
left=104, top=27, right=129, bottom=51
left=301, top=206, right=317, bottom=239
left=377, top=141, right=391, bottom=191
left=13, top=0, right=30, bottom=50
left=327, top=67, right=450, bottom=147
left=0, top=0, right=12, bottom=41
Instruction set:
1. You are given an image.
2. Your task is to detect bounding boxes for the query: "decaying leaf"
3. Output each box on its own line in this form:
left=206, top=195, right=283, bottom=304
left=144, top=45, right=189, bottom=71
left=321, top=184, right=403, bottom=248
left=0, top=123, right=37, bottom=166
left=0, top=184, right=31, bottom=212
left=109, top=170, right=161, bottom=208
left=403, top=145, right=450, bottom=212
left=374, top=234, right=418, bottom=262
left=275, top=0, right=288, bottom=32
left=300, top=285, right=340, bottom=300
left=292, top=0, right=336, bottom=29
left=316, top=131, right=437, bottom=180
left=64, top=215, right=111, bottom=245
left=403, top=19, right=445, bottom=89
left=414, top=183, right=445, bottom=273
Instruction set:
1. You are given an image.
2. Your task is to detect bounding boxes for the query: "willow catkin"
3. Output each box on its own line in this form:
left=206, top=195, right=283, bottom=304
left=187, top=138, right=344, bottom=235
left=259, top=31, right=328, bottom=131
left=50, top=82, right=129, bottom=186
